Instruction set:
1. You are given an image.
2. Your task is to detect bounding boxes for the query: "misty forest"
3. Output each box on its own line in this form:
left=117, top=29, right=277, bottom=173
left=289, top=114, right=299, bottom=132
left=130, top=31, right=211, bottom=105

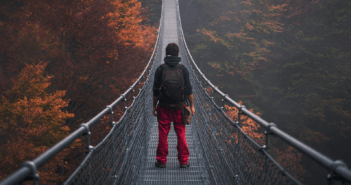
left=0, top=0, right=350, bottom=184
left=180, top=0, right=351, bottom=184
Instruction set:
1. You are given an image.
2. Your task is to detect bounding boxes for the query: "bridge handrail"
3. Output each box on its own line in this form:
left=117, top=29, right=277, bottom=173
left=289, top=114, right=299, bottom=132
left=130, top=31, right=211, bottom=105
left=0, top=11, right=163, bottom=185
left=176, top=3, right=351, bottom=183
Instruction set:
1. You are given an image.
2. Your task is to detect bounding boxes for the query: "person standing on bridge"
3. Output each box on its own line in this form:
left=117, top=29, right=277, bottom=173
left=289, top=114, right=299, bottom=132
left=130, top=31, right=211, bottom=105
left=152, top=43, right=195, bottom=168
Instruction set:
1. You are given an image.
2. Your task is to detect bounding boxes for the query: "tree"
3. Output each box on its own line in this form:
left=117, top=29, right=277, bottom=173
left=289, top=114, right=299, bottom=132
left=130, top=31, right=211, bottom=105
left=0, top=0, right=157, bottom=126
left=0, top=0, right=157, bottom=183
left=0, top=63, right=78, bottom=184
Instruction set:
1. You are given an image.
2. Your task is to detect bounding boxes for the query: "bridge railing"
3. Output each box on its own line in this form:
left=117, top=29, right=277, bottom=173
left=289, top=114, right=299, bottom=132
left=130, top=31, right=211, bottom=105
left=0, top=8, right=163, bottom=185
left=175, top=2, right=351, bottom=184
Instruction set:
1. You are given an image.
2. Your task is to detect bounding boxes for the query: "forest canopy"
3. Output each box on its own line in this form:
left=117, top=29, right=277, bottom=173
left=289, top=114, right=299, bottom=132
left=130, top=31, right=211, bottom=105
left=180, top=0, right=351, bottom=183
left=0, top=0, right=158, bottom=183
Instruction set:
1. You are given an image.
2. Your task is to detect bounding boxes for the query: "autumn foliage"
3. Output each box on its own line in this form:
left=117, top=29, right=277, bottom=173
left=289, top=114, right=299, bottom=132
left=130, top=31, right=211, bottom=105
left=0, top=0, right=157, bottom=183
left=225, top=102, right=264, bottom=145
left=225, top=103, right=307, bottom=181
left=0, top=63, right=78, bottom=183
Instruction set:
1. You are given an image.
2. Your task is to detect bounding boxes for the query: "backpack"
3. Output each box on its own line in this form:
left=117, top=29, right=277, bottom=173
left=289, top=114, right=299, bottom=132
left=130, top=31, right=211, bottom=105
left=160, top=63, right=185, bottom=104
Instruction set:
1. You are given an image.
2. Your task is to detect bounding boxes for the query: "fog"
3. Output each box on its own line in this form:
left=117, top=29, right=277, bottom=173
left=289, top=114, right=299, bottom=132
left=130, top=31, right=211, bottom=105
left=180, top=0, right=351, bottom=184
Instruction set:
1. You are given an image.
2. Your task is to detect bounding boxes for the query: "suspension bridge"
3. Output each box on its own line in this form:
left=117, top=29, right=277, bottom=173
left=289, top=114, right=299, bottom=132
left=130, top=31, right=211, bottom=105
left=1, top=0, right=351, bottom=184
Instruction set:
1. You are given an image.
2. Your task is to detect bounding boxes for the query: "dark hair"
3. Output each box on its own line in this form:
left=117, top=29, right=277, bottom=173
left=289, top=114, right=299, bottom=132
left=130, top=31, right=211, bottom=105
left=166, top=43, right=179, bottom=56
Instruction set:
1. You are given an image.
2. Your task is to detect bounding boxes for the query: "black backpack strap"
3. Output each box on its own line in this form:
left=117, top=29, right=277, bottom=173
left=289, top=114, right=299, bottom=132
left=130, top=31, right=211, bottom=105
left=176, top=64, right=183, bottom=73
left=160, top=64, right=168, bottom=81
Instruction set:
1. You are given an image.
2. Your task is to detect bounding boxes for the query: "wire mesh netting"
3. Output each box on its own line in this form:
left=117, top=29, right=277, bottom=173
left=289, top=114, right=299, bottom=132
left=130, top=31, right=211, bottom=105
left=63, top=57, right=159, bottom=184
left=63, top=10, right=164, bottom=184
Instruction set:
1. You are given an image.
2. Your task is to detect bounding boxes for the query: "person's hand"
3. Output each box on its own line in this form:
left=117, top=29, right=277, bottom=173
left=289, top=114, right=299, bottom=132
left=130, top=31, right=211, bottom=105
left=153, top=106, right=157, bottom=117
left=191, top=106, right=195, bottom=115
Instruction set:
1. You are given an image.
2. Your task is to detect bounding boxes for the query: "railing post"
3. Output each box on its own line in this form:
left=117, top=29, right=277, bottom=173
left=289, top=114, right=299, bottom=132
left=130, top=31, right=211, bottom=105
left=132, top=87, right=135, bottom=100
left=120, top=94, right=127, bottom=111
left=237, top=105, right=246, bottom=127
left=264, top=122, right=276, bottom=152
left=221, top=94, right=228, bottom=110
left=79, top=124, right=93, bottom=184
left=327, top=160, right=348, bottom=185
left=19, top=161, right=39, bottom=185
left=106, top=105, right=115, bottom=128
left=80, top=124, right=93, bottom=153
left=204, top=81, right=207, bottom=92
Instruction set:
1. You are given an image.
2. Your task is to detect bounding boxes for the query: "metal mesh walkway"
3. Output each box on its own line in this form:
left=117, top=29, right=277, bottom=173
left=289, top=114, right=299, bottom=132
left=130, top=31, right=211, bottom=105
left=138, top=0, right=209, bottom=184
left=138, top=121, right=208, bottom=185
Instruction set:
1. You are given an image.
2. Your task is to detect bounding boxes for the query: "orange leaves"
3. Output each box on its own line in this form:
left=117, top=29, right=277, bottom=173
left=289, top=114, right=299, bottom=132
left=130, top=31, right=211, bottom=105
left=225, top=32, right=247, bottom=39
left=240, top=9, right=251, bottom=15
left=3, top=63, right=74, bottom=136
left=225, top=102, right=264, bottom=145
left=219, top=15, right=231, bottom=22
left=7, top=62, right=50, bottom=100
left=273, top=146, right=308, bottom=181
left=0, top=63, right=75, bottom=184
left=268, top=4, right=288, bottom=14
left=200, top=28, right=232, bottom=48
left=200, top=29, right=221, bottom=43
left=206, top=87, right=213, bottom=95
left=245, top=22, right=254, bottom=30
left=240, top=0, right=253, bottom=6
left=107, top=0, right=155, bottom=47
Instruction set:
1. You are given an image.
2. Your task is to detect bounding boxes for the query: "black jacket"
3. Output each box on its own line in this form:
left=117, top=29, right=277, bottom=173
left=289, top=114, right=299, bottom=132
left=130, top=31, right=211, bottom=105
left=153, top=56, right=193, bottom=100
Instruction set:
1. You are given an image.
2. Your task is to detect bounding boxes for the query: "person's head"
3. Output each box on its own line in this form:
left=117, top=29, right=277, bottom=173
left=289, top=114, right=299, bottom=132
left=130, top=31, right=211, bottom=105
left=166, top=43, right=179, bottom=56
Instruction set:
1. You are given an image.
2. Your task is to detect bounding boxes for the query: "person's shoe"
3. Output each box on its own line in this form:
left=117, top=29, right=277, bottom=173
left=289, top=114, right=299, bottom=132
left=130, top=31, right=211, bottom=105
left=180, top=162, right=190, bottom=168
left=155, top=162, right=166, bottom=168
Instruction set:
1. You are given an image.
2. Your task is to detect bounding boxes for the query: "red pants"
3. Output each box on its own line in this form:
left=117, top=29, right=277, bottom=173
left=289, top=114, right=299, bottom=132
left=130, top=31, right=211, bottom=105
left=156, top=106, right=189, bottom=165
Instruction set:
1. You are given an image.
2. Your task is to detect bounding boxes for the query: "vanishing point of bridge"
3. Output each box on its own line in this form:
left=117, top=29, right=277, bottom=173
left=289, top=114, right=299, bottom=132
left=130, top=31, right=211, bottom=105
left=1, top=0, right=351, bottom=184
